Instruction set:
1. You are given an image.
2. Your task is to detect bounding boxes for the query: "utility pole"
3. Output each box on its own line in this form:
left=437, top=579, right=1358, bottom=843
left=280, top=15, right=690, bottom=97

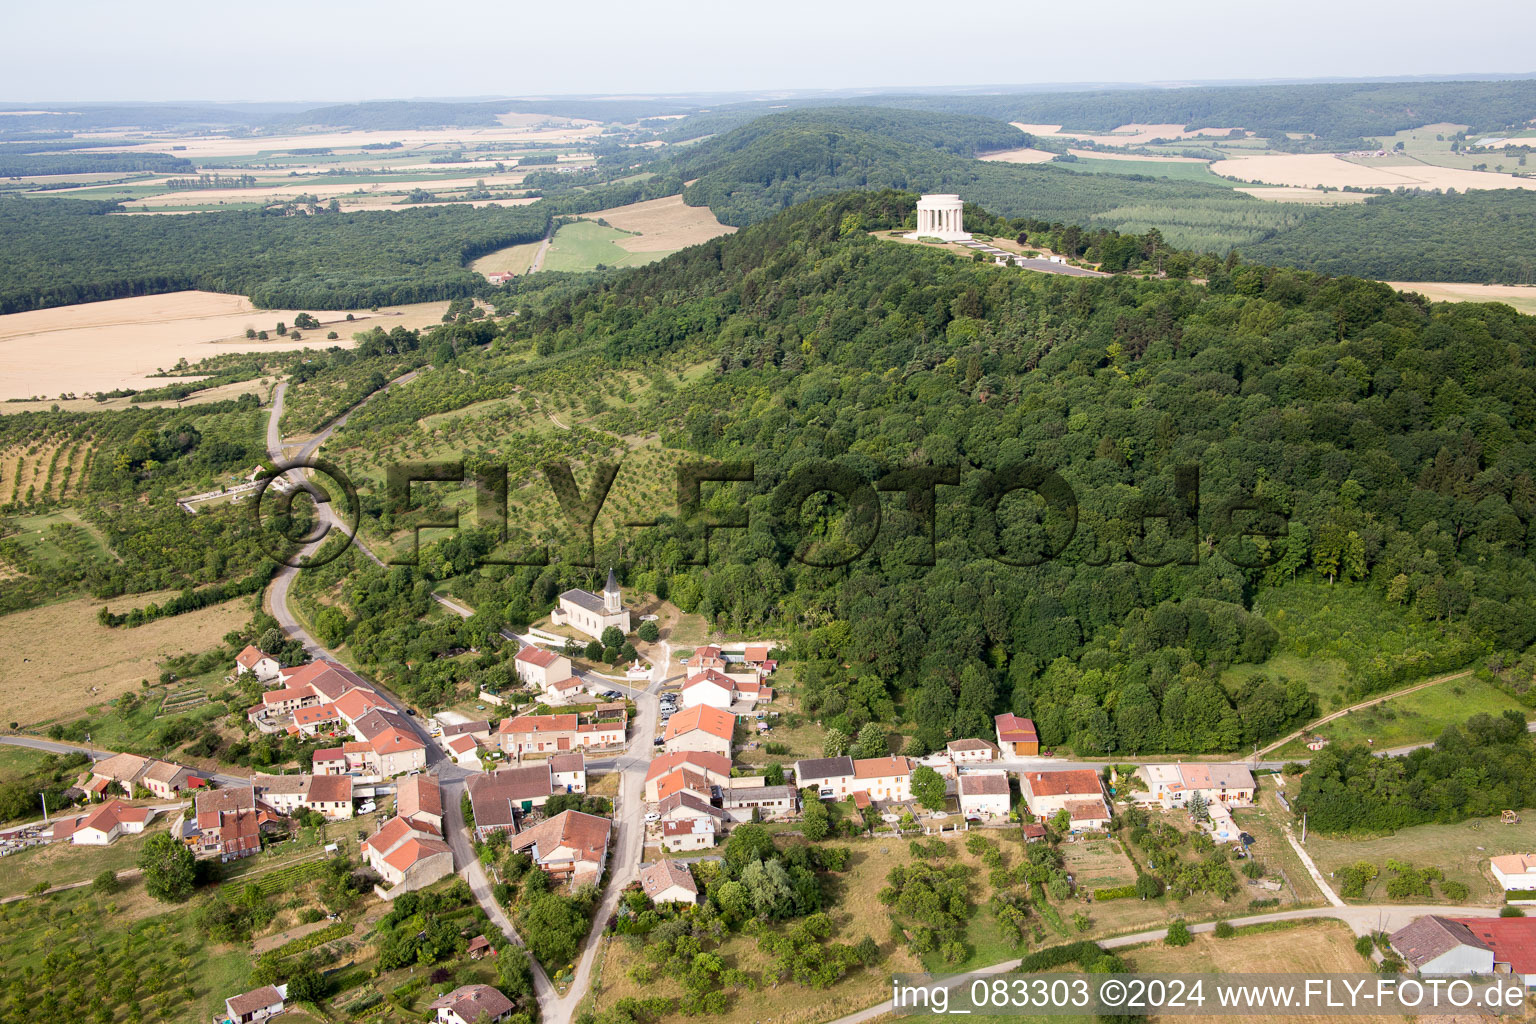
left=40, top=791, right=49, bottom=824
left=1301, top=812, right=1307, bottom=845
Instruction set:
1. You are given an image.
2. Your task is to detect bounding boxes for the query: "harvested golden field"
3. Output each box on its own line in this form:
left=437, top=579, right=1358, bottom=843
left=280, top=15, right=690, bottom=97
left=977, top=146, right=1058, bottom=164
left=78, top=124, right=605, bottom=160
left=585, top=194, right=736, bottom=252
left=1211, top=152, right=1536, bottom=191
left=0, top=376, right=277, bottom=416
left=1121, top=922, right=1395, bottom=1024
left=1385, top=281, right=1536, bottom=314
left=0, top=590, right=251, bottom=726
left=1012, top=122, right=1240, bottom=146
left=0, top=291, right=453, bottom=402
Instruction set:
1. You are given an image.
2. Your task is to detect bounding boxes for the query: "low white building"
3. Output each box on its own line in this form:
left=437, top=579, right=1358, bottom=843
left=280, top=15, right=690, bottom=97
left=1136, top=763, right=1256, bottom=808
left=1491, top=854, right=1536, bottom=892
left=662, top=817, right=716, bottom=851
left=958, top=770, right=1011, bottom=819
left=946, top=738, right=998, bottom=764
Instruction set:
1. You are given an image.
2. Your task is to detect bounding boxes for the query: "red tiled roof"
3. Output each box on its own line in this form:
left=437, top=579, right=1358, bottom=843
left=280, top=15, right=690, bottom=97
left=853, top=756, right=911, bottom=779
left=663, top=704, right=735, bottom=742
left=332, top=687, right=392, bottom=721
left=510, top=809, right=611, bottom=862
left=294, top=704, right=341, bottom=726
left=1023, top=769, right=1102, bottom=798
left=307, top=775, right=352, bottom=803
left=363, top=814, right=441, bottom=855
left=640, top=859, right=697, bottom=897
left=743, top=644, right=769, bottom=663
left=645, top=751, right=731, bottom=783
left=227, top=985, right=284, bottom=1017
left=384, top=836, right=452, bottom=872
left=396, top=775, right=442, bottom=820
left=498, top=713, right=579, bottom=735
left=235, top=646, right=271, bottom=670
left=516, top=646, right=561, bottom=668
left=995, top=713, right=1038, bottom=743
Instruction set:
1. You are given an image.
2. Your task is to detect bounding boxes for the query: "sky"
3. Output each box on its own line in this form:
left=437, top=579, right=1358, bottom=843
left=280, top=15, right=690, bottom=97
left=4, top=0, right=1534, bottom=104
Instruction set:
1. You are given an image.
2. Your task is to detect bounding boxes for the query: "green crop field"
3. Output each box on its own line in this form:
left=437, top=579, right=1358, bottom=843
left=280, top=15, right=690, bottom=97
left=540, top=220, right=676, bottom=272
left=1054, top=156, right=1245, bottom=188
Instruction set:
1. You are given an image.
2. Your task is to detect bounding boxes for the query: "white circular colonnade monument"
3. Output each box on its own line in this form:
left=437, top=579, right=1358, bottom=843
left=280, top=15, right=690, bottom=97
left=906, top=193, right=972, bottom=241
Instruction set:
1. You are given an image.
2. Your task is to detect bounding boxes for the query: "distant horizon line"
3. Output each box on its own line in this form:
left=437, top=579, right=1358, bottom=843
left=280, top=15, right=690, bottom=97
left=6, top=70, right=1536, bottom=110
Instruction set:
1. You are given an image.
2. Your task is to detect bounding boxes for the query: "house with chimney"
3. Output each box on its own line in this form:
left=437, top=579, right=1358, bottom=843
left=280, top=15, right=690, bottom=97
left=362, top=815, right=453, bottom=893
left=662, top=704, right=735, bottom=757
left=508, top=809, right=611, bottom=886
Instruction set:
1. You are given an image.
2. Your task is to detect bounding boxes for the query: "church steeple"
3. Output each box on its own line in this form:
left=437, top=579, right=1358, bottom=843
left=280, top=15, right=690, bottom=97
left=603, top=567, right=621, bottom=613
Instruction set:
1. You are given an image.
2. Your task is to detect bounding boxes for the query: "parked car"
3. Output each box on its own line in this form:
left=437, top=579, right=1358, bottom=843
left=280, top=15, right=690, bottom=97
left=644, top=812, right=661, bottom=823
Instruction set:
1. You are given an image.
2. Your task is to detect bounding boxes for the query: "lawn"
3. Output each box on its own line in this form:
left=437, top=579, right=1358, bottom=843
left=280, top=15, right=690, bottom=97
left=0, top=816, right=172, bottom=898
left=539, top=220, right=675, bottom=273
left=1268, top=675, right=1526, bottom=758
left=4, top=507, right=112, bottom=564
left=1306, top=812, right=1536, bottom=906
left=0, top=742, right=52, bottom=781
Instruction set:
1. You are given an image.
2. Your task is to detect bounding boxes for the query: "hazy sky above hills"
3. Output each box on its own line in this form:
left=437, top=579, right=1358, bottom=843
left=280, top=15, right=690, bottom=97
left=4, top=0, right=1534, bottom=103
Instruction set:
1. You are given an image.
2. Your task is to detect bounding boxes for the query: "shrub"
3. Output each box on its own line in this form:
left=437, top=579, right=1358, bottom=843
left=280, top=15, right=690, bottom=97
left=1093, top=884, right=1138, bottom=902
left=1214, top=921, right=1235, bottom=939
left=1501, top=906, right=1526, bottom=917
left=1164, top=920, right=1193, bottom=946
left=1355, top=934, right=1375, bottom=958
left=1440, top=880, right=1470, bottom=902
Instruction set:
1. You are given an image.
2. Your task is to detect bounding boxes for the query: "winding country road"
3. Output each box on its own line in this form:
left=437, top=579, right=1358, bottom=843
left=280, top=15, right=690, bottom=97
left=260, top=376, right=683, bottom=1024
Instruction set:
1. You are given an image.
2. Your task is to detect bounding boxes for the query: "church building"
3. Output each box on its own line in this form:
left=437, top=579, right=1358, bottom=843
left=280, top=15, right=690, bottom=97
left=552, top=568, right=631, bottom=641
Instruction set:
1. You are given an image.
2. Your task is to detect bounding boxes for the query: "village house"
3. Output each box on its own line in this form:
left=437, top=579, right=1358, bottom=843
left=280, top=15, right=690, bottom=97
left=87, top=751, right=151, bottom=798
left=639, top=859, right=699, bottom=905
left=1135, top=763, right=1257, bottom=808
left=994, top=713, right=1040, bottom=757
left=224, top=983, right=287, bottom=1024
left=497, top=713, right=626, bottom=758
left=292, top=703, right=343, bottom=737
left=721, top=784, right=797, bottom=822
left=467, top=765, right=553, bottom=840
left=657, top=790, right=731, bottom=828
left=313, top=741, right=378, bottom=777
left=662, top=817, right=717, bottom=851
left=794, top=756, right=856, bottom=799
left=191, top=786, right=280, bottom=861
left=1492, top=854, right=1536, bottom=893
left=441, top=719, right=492, bottom=744
left=429, top=983, right=515, bottom=1024
left=508, top=809, right=612, bottom=885
left=661, top=704, right=735, bottom=757
left=352, top=708, right=428, bottom=776
left=852, top=756, right=913, bottom=802
left=444, top=733, right=483, bottom=769
left=234, top=646, right=282, bottom=683
left=253, top=773, right=355, bottom=821
left=549, top=751, right=587, bottom=794
left=514, top=646, right=574, bottom=691
left=362, top=815, right=454, bottom=893
left=395, top=775, right=443, bottom=831
left=644, top=751, right=732, bottom=802
left=53, top=799, right=154, bottom=845
left=1019, top=769, right=1111, bottom=830
left=681, top=668, right=774, bottom=710
left=551, top=568, right=630, bottom=641
left=958, top=770, right=1012, bottom=819
left=946, top=738, right=999, bottom=764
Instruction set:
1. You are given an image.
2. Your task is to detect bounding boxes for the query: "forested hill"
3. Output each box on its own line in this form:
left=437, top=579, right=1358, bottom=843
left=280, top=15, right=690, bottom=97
left=339, top=190, right=1536, bottom=756
left=704, top=78, right=1536, bottom=144
left=652, top=109, right=1296, bottom=251
left=0, top=199, right=550, bottom=314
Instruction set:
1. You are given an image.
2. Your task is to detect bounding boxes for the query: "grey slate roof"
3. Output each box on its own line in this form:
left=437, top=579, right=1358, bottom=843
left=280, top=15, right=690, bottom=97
left=560, top=588, right=606, bottom=615
left=795, top=756, right=854, bottom=783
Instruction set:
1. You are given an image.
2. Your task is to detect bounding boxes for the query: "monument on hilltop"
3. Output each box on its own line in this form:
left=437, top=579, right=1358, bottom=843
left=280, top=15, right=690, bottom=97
left=906, top=194, right=971, bottom=242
